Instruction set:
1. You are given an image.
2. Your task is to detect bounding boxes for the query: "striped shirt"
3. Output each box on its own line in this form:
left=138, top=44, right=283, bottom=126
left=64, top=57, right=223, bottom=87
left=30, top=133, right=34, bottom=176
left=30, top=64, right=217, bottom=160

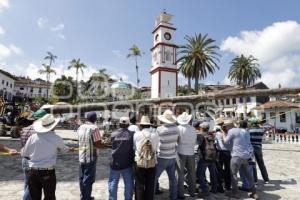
left=156, top=124, right=179, bottom=159
left=20, top=125, right=35, bottom=147
left=249, top=128, right=265, bottom=147
left=78, top=122, right=102, bottom=163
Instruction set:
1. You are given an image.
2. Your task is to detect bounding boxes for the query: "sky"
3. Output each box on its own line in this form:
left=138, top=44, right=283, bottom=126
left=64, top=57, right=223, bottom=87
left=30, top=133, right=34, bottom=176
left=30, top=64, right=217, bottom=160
left=0, top=0, right=300, bottom=88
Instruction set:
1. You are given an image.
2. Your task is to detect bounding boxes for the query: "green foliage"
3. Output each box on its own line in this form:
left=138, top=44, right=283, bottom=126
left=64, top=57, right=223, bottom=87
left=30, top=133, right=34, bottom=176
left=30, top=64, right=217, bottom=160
left=52, top=75, right=77, bottom=103
left=228, top=54, right=261, bottom=88
left=177, top=34, right=220, bottom=92
left=33, top=96, right=48, bottom=106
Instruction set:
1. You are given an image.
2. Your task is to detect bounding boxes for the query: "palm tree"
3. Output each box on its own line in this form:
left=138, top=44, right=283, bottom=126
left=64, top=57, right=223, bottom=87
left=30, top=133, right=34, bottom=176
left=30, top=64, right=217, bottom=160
left=177, top=34, right=220, bottom=92
left=228, top=54, right=261, bottom=88
left=44, top=51, right=57, bottom=66
left=68, top=58, right=87, bottom=91
left=38, top=64, right=56, bottom=99
left=228, top=54, right=261, bottom=119
left=127, top=44, right=142, bottom=87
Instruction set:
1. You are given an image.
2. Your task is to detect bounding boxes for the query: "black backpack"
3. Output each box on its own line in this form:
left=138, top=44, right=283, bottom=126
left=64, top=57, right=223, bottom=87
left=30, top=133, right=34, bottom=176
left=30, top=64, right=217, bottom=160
left=203, top=133, right=217, bottom=161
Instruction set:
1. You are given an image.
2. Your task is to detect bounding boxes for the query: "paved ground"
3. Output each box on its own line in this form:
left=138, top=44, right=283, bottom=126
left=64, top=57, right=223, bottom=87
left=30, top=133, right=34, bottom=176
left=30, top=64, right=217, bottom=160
left=0, top=131, right=300, bottom=200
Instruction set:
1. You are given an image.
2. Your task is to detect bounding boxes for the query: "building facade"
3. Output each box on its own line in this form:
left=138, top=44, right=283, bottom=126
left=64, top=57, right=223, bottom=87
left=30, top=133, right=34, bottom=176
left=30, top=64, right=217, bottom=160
left=150, top=12, right=178, bottom=98
left=0, top=69, right=16, bottom=101
left=14, top=77, right=51, bottom=99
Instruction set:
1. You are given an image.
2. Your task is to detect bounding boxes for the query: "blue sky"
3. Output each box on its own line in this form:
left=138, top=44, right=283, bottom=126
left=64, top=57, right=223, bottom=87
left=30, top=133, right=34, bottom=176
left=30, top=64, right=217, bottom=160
left=1, top=0, right=300, bottom=88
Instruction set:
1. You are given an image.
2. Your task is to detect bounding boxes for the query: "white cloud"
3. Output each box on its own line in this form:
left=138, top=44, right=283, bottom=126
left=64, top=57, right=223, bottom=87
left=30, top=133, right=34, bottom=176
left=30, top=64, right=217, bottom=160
left=37, top=17, right=48, bottom=29
left=112, top=50, right=124, bottom=59
left=0, top=43, right=23, bottom=60
left=221, top=21, right=300, bottom=88
left=57, top=34, right=65, bottom=40
left=0, top=0, right=9, bottom=10
left=50, top=23, right=64, bottom=32
left=0, top=25, right=5, bottom=35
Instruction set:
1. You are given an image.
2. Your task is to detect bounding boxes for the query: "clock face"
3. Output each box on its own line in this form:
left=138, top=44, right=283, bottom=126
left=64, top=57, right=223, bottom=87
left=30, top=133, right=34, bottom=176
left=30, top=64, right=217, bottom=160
left=164, top=32, right=172, bottom=40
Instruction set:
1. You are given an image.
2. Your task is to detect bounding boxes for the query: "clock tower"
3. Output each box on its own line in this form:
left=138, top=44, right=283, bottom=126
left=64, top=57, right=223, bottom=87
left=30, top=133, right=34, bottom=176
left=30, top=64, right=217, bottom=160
left=150, top=12, right=178, bottom=98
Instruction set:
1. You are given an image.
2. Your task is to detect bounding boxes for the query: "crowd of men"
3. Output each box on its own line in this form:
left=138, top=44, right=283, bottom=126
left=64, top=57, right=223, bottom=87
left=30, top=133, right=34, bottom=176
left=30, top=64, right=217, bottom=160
left=0, top=108, right=271, bottom=200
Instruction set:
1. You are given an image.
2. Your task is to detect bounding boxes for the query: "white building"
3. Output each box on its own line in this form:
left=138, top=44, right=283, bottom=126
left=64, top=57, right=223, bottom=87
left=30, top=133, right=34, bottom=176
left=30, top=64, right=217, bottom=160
left=151, top=12, right=178, bottom=98
left=0, top=69, right=16, bottom=101
left=253, top=100, right=300, bottom=132
left=14, top=77, right=51, bottom=99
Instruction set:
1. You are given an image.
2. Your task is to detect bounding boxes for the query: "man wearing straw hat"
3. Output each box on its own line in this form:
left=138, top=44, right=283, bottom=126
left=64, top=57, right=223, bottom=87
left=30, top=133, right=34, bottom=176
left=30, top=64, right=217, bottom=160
left=155, top=109, right=179, bottom=200
left=133, top=115, right=159, bottom=200
left=176, top=112, right=197, bottom=198
left=78, top=111, right=103, bottom=200
left=21, top=114, right=73, bottom=200
left=20, top=109, right=48, bottom=200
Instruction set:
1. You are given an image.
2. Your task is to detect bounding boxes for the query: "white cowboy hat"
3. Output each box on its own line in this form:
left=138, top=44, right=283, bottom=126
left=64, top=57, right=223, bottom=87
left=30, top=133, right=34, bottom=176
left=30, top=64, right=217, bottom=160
left=177, top=112, right=192, bottom=125
left=139, top=115, right=152, bottom=125
left=158, top=109, right=177, bottom=124
left=33, top=114, right=61, bottom=133
left=119, top=116, right=130, bottom=124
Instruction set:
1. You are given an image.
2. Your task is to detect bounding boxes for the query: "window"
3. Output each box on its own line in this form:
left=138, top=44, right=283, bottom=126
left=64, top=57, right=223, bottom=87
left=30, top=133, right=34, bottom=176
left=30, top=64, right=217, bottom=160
left=10, top=83, right=12, bottom=88
left=246, top=97, right=251, bottom=102
left=1, top=80, right=4, bottom=84
left=38, top=88, right=42, bottom=93
left=270, top=112, right=275, bottom=120
left=239, top=97, right=243, bottom=103
left=279, top=112, right=286, bottom=122
left=215, top=100, right=218, bottom=106
left=165, top=50, right=171, bottom=61
left=296, top=112, right=300, bottom=123
left=6, top=81, right=8, bottom=86
left=226, top=99, right=230, bottom=105
left=232, top=98, right=236, bottom=104
left=20, top=87, right=24, bottom=90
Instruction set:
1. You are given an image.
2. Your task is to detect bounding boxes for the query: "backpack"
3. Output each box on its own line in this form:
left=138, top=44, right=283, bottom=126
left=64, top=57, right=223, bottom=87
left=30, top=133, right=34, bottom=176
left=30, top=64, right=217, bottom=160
left=203, top=133, right=217, bottom=161
left=136, top=132, right=156, bottom=168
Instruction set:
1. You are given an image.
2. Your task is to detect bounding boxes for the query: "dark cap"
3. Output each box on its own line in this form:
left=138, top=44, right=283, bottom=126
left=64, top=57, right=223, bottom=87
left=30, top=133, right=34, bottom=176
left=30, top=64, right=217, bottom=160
left=87, top=112, right=97, bottom=123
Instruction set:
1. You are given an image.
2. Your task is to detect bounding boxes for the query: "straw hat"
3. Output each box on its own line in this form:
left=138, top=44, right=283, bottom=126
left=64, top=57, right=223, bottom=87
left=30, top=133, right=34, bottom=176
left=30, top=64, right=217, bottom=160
left=119, top=116, right=130, bottom=124
left=200, top=122, right=210, bottom=129
left=177, top=112, right=192, bottom=125
left=215, top=117, right=224, bottom=125
left=158, top=109, right=177, bottom=124
left=139, top=116, right=152, bottom=125
left=33, top=114, right=60, bottom=133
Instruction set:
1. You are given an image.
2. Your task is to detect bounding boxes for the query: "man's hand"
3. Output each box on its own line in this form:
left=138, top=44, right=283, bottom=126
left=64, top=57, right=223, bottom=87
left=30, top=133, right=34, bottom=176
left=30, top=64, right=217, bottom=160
left=8, top=148, right=19, bottom=156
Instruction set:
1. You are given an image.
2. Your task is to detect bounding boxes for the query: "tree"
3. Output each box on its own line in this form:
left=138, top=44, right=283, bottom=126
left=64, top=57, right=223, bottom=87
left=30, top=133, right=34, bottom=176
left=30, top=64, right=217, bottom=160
left=127, top=44, right=143, bottom=87
left=228, top=54, right=261, bottom=119
left=68, top=58, right=87, bottom=94
left=53, top=75, right=77, bottom=103
left=38, top=64, right=56, bottom=99
left=228, top=54, right=261, bottom=88
left=177, top=34, right=220, bottom=92
left=44, top=51, right=57, bottom=66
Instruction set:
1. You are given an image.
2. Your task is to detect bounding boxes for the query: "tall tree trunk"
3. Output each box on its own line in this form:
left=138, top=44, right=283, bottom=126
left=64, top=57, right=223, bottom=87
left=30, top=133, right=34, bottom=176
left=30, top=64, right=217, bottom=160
left=194, top=78, right=199, bottom=94
left=47, top=74, right=49, bottom=100
left=243, top=96, right=247, bottom=120
left=188, top=77, right=191, bottom=92
left=76, top=71, right=78, bottom=101
left=135, top=56, right=139, bottom=87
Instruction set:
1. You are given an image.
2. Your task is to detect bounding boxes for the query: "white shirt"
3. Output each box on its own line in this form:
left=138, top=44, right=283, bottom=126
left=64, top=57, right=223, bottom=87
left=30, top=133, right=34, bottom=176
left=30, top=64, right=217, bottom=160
left=22, top=132, right=69, bottom=168
left=177, top=124, right=197, bottom=156
left=134, top=128, right=159, bottom=162
left=128, top=124, right=140, bottom=133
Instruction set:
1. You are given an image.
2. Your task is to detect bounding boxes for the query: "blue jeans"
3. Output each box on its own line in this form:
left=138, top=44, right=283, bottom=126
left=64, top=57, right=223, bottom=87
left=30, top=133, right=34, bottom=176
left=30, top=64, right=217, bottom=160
left=197, top=159, right=218, bottom=193
left=79, top=159, right=97, bottom=200
left=155, top=158, right=177, bottom=200
left=108, top=167, right=134, bottom=200
left=22, top=158, right=31, bottom=200
left=239, top=162, right=255, bottom=189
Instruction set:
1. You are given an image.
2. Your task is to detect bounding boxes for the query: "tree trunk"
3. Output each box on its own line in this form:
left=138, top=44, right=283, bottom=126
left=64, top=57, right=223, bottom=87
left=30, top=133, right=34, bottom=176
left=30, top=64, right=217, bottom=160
left=135, top=56, right=139, bottom=87
left=188, top=77, right=191, bottom=92
left=47, top=74, right=49, bottom=100
left=194, top=78, right=199, bottom=94
left=243, top=96, right=247, bottom=120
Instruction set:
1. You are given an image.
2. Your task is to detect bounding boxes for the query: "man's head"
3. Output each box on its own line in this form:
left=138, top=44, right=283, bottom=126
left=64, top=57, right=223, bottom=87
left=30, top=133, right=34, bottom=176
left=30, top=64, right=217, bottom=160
left=87, top=112, right=97, bottom=123
left=139, top=115, right=152, bottom=129
left=200, top=122, right=210, bottom=132
left=239, top=120, right=248, bottom=129
left=119, top=116, right=130, bottom=128
left=222, top=119, right=235, bottom=132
